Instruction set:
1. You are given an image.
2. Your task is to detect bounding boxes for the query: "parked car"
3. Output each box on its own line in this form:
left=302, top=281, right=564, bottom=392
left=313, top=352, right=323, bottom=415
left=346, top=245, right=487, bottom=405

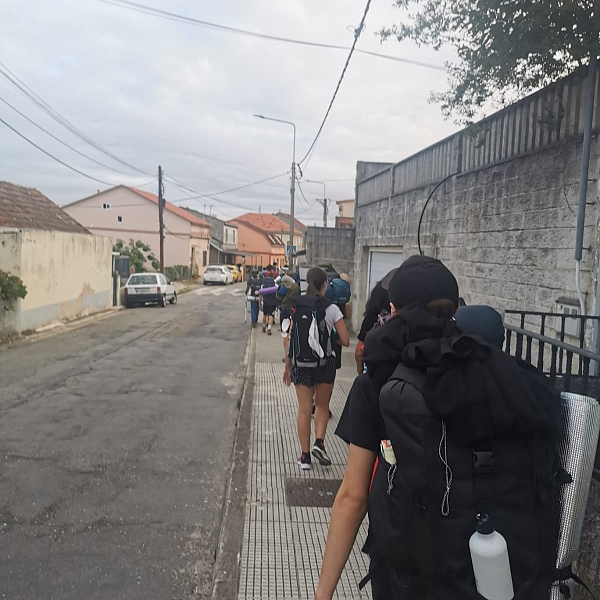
left=123, top=273, right=177, bottom=308
left=203, top=266, right=234, bottom=285
left=225, top=265, right=243, bottom=283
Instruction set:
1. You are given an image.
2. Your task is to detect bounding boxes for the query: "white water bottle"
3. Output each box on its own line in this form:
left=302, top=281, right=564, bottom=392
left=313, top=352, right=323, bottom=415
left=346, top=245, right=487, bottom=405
left=469, top=514, right=514, bottom=600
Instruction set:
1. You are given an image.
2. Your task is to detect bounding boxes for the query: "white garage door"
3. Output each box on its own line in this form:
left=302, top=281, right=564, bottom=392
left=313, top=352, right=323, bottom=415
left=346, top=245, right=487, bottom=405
left=368, top=251, right=403, bottom=293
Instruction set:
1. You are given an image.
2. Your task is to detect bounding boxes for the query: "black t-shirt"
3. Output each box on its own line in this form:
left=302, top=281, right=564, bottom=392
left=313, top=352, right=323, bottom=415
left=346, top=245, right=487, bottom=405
left=335, top=373, right=386, bottom=453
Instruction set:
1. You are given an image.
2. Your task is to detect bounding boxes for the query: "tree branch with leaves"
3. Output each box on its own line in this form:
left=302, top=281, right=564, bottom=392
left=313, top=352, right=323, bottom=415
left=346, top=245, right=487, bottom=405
left=113, top=239, right=160, bottom=273
left=380, top=0, right=598, bottom=122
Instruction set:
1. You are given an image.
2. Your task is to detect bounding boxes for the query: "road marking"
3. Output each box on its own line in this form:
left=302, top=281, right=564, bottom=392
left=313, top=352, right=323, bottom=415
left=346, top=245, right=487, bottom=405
left=194, top=287, right=245, bottom=297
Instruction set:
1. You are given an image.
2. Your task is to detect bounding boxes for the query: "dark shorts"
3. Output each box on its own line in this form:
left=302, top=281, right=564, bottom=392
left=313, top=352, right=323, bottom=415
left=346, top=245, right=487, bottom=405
left=262, top=304, right=276, bottom=317
left=291, top=354, right=337, bottom=387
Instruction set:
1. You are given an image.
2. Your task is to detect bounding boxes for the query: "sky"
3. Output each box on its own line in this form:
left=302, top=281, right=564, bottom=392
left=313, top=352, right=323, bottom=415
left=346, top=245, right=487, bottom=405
left=0, top=0, right=458, bottom=225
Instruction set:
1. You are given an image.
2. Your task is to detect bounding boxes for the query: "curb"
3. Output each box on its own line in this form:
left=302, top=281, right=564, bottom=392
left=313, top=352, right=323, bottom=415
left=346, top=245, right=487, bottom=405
left=211, top=326, right=256, bottom=600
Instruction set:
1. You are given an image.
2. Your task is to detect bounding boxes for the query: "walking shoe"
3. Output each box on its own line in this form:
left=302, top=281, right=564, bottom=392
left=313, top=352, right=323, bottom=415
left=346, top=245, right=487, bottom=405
left=298, top=453, right=311, bottom=470
left=311, top=441, right=332, bottom=466
left=267, top=328, right=272, bottom=336
left=262, top=324, right=266, bottom=333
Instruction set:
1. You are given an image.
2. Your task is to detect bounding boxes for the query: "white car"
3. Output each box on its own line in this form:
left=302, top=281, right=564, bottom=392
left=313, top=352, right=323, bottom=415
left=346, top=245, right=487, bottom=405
left=123, top=273, right=177, bottom=308
left=203, top=266, right=234, bottom=285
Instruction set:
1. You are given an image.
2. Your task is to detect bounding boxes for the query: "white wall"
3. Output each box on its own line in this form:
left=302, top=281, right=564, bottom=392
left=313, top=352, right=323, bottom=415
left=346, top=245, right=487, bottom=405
left=0, top=229, right=113, bottom=335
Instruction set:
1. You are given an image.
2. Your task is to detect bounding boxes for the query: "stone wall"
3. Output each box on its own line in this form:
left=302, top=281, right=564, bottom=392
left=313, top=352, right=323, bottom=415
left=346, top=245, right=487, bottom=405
left=352, top=136, right=600, bottom=337
left=305, top=226, right=356, bottom=279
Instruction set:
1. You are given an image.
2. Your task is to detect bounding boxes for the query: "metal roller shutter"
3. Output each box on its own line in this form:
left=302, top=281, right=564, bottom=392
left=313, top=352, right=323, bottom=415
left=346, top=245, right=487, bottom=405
left=368, top=251, right=403, bottom=293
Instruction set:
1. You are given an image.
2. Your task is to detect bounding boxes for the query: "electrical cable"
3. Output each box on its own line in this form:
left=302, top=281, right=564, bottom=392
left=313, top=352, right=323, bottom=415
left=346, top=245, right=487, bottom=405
left=0, top=95, right=145, bottom=177
left=0, top=116, right=118, bottom=186
left=417, top=173, right=459, bottom=255
left=165, top=175, right=253, bottom=211
left=97, top=0, right=445, bottom=71
left=296, top=180, right=317, bottom=206
left=0, top=61, right=150, bottom=175
left=298, top=0, right=373, bottom=168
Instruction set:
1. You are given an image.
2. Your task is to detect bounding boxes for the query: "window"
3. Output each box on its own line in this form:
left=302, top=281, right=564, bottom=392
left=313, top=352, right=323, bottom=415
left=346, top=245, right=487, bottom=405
left=117, top=216, right=123, bottom=223
left=102, top=203, right=111, bottom=210
left=233, top=230, right=236, bottom=244
left=128, top=274, right=158, bottom=285
left=225, top=229, right=229, bottom=243
left=203, top=251, right=207, bottom=266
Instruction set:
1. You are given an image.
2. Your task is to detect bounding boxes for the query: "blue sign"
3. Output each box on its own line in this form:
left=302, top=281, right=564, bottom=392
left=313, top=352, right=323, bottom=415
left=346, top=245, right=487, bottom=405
left=286, top=244, right=297, bottom=253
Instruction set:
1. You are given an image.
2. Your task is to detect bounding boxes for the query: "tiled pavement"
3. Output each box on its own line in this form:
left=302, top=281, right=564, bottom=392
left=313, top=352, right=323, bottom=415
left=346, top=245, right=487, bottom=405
left=238, top=328, right=371, bottom=600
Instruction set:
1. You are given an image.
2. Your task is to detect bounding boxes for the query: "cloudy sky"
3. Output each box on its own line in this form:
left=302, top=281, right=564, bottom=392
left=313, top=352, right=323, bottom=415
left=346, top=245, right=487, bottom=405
left=0, top=0, right=457, bottom=224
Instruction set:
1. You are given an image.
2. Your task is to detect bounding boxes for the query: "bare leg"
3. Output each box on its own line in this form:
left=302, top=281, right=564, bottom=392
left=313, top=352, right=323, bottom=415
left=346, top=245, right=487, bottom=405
left=295, top=384, right=314, bottom=454
left=314, top=383, right=334, bottom=441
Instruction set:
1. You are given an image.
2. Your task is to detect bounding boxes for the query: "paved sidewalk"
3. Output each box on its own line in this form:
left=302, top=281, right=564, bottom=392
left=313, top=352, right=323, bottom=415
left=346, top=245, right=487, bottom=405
left=238, top=325, right=372, bottom=600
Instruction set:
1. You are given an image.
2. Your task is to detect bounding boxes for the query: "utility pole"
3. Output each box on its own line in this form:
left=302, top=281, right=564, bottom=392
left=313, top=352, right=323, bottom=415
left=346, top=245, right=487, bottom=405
left=306, top=179, right=327, bottom=227
left=158, top=165, right=165, bottom=272
left=316, top=197, right=329, bottom=228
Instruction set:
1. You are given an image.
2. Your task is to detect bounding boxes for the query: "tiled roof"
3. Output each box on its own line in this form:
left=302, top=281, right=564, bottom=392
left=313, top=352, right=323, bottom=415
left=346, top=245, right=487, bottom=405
left=276, top=212, right=307, bottom=232
left=228, top=217, right=285, bottom=247
left=0, top=181, right=90, bottom=234
left=127, top=188, right=210, bottom=227
left=233, top=213, right=291, bottom=232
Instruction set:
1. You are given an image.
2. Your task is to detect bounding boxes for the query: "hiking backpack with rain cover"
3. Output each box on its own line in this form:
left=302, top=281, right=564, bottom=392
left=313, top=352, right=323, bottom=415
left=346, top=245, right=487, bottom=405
left=366, top=359, right=564, bottom=600
left=289, top=295, right=332, bottom=368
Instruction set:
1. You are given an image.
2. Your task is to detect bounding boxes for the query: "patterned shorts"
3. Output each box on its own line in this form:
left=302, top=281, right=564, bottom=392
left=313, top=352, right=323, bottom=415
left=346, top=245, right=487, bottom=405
left=291, top=354, right=337, bottom=388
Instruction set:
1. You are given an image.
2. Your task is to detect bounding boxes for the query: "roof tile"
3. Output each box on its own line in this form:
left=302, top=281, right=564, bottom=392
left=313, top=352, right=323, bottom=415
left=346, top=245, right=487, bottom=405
left=0, top=181, right=90, bottom=234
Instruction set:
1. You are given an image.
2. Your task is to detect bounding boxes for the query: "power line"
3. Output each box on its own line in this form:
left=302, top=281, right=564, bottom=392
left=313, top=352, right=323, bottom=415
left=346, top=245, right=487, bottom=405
left=296, top=180, right=317, bottom=206
left=0, top=61, right=150, bottom=176
left=165, top=175, right=252, bottom=211
left=0, top=116, right=117, bottom=186
left=0, top=95, right=143, bottom=177
left=298, top=0, right=373, bottom=167
left=97, top=0, right=445, bottom=71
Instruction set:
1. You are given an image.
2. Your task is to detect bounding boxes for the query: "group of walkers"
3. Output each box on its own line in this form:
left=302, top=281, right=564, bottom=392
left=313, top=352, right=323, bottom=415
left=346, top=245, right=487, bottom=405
left=271, top=254, right=571, bottom=600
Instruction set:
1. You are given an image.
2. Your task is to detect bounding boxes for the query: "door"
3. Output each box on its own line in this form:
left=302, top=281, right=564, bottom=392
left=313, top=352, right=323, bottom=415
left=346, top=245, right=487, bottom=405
left=367, top=250, right=403, bottom=293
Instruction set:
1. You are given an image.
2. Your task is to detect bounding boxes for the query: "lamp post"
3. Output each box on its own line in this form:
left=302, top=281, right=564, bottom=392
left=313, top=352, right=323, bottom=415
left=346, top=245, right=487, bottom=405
left=254, top=114, right=296, bottom=267
left=306, top=179, right=328, bottom=227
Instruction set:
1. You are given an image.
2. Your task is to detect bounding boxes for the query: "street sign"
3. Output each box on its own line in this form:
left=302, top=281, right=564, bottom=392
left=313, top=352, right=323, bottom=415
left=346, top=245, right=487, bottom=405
left=286, top=244, right=297, bottom=253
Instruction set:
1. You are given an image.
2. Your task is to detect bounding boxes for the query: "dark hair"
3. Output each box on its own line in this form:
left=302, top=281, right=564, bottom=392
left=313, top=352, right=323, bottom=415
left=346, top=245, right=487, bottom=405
left=364, top=282, right=390, bottom=318
left=306, top=268, right=327, bottom=295
left=265, top=264, right=273, bottom=271
left=425, top=299, right=457, bottom=319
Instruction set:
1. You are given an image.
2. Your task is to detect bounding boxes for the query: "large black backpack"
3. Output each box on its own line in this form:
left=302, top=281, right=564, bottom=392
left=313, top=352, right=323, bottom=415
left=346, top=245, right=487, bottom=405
left=289, top=295, right=331, bottom=368
left=368, top=362, right=561, bottom=600
left=261, top=276, right=277, bottom=308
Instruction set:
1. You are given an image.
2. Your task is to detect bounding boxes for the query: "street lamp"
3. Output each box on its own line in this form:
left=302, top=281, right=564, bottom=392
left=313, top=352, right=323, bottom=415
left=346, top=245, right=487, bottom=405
left=254, top=114, right=296, bottom=268
left=254, top=114, right=296, bottom=267
left=306, top=179, right=328, bottom=227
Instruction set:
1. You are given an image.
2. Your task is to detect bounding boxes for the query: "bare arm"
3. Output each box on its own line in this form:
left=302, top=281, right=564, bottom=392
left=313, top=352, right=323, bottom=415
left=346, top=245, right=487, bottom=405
left=315, top=444, right=376, bottom=600
left=333, top=317, right=350, bottom=348
left=354, top=342, right=364, bottom=375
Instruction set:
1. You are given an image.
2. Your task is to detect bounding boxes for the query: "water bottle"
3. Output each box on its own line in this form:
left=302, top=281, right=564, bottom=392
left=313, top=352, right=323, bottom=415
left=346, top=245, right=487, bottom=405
left=469, top=514, right=514, bottom=600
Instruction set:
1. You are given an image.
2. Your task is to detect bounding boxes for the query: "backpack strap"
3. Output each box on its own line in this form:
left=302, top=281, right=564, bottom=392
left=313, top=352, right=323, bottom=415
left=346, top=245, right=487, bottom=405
left=387, top=363, right=438, bottom=584
left=473, top=440, right=496, bottom=518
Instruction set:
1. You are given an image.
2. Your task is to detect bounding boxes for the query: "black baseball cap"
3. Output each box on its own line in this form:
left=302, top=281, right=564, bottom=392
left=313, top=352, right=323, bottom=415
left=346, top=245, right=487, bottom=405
left=388, top=255, right=459, bottom=309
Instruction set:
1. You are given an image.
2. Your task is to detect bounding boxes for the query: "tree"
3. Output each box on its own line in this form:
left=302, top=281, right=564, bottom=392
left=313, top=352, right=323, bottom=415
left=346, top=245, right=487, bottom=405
left=380, top=0, right=598, bottom=122
left=113, top=239, right=160, bottom=272
left=0, top=270, right=27, bottom=310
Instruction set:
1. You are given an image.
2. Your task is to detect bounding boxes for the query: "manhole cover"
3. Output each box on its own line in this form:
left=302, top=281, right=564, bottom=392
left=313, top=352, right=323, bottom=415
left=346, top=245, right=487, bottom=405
left=284, top=478, right=342, bottom=507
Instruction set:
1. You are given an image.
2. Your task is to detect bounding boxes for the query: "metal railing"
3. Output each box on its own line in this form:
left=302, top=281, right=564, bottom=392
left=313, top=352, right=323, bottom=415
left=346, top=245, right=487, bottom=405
left=503, top=317, right=600, bottom=479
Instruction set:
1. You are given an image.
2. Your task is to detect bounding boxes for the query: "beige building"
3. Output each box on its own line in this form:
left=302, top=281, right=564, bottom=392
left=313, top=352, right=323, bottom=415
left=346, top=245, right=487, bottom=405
left=335, top=199, right=355, bottom=228
left=0, top=181, right=113, bottom=336
left=64, top=186, right=211, bottom=276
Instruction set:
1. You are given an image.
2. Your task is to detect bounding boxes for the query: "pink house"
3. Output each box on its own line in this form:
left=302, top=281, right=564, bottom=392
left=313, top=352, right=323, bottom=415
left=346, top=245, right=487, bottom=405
left=64, top=186, right=211, bottom=276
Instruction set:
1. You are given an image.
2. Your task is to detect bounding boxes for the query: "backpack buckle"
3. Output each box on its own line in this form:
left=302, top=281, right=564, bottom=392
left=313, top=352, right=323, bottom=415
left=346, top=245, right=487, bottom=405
left=473, top=449, right=495, bottom=475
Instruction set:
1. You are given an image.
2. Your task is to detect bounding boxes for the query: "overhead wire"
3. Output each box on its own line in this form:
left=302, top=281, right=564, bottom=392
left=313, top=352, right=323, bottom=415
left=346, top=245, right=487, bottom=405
left=0, top=95, right=146, bottom=178
left=165, top=175, right=252, bottom=211
left=298, top=0, right=373, bottom=169
left=0, top=61, right=150, bottom=176
left=96, top=0, right=445, bottom=71
left=0, top=116, right=118, bottom=186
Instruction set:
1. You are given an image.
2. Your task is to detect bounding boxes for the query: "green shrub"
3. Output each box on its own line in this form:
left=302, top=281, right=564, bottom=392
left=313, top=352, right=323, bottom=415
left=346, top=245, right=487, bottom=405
left=0, top=270, right=27, bottom=310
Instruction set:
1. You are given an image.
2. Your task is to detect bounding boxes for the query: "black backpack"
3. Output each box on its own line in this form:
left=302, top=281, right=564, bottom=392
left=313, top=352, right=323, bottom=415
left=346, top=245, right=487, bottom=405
left=289, top=295, right=331, bottom=368
left=248, top=276, right=261, bottom=296
left=367, top=362, right=562, bottom=600
left=261, top=276, right=277, bottom=307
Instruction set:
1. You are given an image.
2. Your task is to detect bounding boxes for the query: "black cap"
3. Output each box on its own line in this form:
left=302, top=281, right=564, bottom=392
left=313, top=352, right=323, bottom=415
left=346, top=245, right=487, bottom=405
left=380, top=268, right=399, bottom=291
left=476, top=513, right=495, bottom=535
left=388, top=255, right=459, bottom=310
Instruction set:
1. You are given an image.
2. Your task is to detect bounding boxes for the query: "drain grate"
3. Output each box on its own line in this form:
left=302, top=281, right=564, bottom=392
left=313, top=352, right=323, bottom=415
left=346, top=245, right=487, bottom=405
left=284, top=477, right=342, bottom=507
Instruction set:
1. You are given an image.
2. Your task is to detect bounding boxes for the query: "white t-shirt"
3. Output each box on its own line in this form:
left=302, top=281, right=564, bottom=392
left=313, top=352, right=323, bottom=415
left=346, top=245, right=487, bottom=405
left=324, top=304, right=344, bottom=334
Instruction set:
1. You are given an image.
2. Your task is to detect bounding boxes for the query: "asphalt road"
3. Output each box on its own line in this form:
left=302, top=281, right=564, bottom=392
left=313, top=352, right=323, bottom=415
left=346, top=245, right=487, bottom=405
left=0, top=283, right=249, bottom=600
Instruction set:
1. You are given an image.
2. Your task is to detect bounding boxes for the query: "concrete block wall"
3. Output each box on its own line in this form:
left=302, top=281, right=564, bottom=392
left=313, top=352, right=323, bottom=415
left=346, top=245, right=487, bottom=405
left=305, top=226, right=356, bottom=279
left=353, top=137, right=600, bottom=334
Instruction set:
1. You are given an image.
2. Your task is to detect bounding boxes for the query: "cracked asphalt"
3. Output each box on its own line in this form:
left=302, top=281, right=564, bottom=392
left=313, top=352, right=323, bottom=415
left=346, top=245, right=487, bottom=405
left=0, top=284, right=249, bottom=600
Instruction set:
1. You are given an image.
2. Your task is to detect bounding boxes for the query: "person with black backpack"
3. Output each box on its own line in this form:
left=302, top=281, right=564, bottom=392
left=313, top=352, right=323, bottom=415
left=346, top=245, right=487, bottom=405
left=283, top=268, right=350, bottom=470
left=245, top=269, right=262, bottom=327
left=315, top=255, right=563, bottom=600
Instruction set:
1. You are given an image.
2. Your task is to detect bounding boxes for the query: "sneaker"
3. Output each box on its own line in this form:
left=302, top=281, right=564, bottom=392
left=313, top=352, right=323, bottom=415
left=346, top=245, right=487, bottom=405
left=262, top=324, right=266, bottom=333
left=267, top=328, right=272, bottom=336
left=298, top=453, right=311, bottom=470
left=311, top=441, right=332, bottom=466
